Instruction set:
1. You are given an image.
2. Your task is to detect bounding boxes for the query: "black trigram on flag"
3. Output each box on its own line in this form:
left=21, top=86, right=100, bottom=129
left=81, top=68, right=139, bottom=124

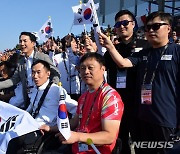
left=47, top=21, right=51, bottom=26
left=77, top=18, right=83, bottom=23
left=61, top=122, right=68, bottom=129
left=78, top=8, right=82, bottom=14
left=0, top=115, right=18, bottom=132
left=60, top=95, right=65, bottom=100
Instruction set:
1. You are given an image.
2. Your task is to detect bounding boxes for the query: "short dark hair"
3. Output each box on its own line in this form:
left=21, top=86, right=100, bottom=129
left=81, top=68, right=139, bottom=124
left=80, top=52, right=105, bottom=66
left=19, top=32, right=37, bottom=43
left=115, top=10, right=135, bottom=21
left=61, top=34, right=77, bottom=51
left=0, top=61, right=13, bottom=68
left=32, top=60, right=50, bottom=71
left=145, top=11, right=173, bottom=26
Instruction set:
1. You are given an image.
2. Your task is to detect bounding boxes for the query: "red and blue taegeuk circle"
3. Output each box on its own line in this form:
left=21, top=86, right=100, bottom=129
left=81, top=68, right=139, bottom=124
left=45, top=26, right=51, bottom=34
left=83, top=8, right=92, bottom=20
left=58, top=104, right=67, bottom=119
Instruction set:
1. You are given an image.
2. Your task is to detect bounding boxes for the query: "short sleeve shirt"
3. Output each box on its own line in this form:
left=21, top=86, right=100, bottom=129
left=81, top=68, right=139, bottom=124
left=128, top=42, right=180, bottom=128
left=72, top=83, right=124, bottom=154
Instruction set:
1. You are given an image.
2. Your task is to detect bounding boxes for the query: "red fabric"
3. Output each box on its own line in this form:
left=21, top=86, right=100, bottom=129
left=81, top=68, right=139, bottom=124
left=72, top=83, right=124, bottom=154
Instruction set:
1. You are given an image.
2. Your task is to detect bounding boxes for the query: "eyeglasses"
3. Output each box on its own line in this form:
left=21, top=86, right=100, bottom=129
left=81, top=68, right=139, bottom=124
left=114, top=20, right=133, bottom=28
left=145, top=23, right=169, bottom=32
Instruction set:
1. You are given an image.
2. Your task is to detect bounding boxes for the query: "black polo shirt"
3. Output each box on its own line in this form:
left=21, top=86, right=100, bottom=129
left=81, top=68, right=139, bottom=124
left=104, top=36, right=150, bottom=111
left=128, top=42, right=180, bottom=128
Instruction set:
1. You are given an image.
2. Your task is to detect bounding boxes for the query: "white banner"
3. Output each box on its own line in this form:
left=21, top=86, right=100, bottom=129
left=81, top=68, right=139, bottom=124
left=0, top=101, right=39, bottom=154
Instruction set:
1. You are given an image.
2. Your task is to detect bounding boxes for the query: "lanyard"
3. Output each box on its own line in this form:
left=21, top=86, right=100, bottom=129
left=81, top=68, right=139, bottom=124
left=62, top=52, right=72, bottom=94
left=62, top=52, right=69, bottom=75
left=143, top=44, right=168, bottom=85
left=30, top=81, right=52, bottom=118
left=78, top=81, right=105, bottom=130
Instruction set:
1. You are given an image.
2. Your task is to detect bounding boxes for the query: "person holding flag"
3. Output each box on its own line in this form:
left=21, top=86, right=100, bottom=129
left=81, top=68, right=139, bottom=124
left=6, top=59, right=77, bottom=153
left=26, top=60, right=77, bottom=126
left=72, top=0, right=103, bottom=54
left=40, top=52, right=124, bottom=154
left=98, top=11, right=180, bottom=154
left=102, top=10, right=149, bottom=154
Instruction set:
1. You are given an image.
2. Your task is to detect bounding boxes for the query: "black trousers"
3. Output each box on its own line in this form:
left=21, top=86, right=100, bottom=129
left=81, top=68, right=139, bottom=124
left=136, top=120, right=176, bottom=154
left=6, top=130, right=61, bottom=154
left=118, top=107, right=140, bottom=154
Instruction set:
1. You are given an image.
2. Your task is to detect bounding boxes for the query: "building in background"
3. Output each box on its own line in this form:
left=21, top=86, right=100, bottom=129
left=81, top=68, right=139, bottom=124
left=83, top=0, right=180, bottom=32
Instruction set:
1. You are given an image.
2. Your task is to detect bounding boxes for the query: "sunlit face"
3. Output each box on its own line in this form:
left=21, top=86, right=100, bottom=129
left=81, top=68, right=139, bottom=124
left=71, top=38, right=77, bottom=52
left=145, top=17, right=170, bottom=47
left=32, top=63, right=50, bottom=87
left=79, top=58, right=105, bottom=87
left=45, top=38, right=52, bottom=50
left=19, top=35, right=35, bottom=56
left=115, top=14, right=135, bottom=39
left=0, top=64, right=9, bottom=79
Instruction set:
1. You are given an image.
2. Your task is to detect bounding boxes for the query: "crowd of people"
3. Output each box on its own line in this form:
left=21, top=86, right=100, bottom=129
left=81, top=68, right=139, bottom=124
left=0, top=9, right=179, bottom=154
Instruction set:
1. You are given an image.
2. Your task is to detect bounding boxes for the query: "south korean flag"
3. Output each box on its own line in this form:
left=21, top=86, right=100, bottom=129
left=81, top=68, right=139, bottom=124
left=57, top=93, right=71, bottom=140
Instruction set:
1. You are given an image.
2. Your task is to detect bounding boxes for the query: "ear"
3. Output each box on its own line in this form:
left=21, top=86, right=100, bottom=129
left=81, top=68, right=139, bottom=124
left=47, top=71, right=50, bottom=78
left=167, top=25, right=171, bottom=34
left=32, top=41, right=36, bottom=47
left=132, top=21, right=135, bottom=28
left=101, top=66, right=106, bottom=72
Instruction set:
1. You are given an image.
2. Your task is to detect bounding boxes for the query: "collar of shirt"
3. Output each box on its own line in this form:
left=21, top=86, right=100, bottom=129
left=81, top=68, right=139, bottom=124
left=67, top=47, right=75, bottom=57
left=25, top=50, right=34, bottom=61
left=66, top=47, right=72, bottom=54
left=37, top=79, right=50, bottom=91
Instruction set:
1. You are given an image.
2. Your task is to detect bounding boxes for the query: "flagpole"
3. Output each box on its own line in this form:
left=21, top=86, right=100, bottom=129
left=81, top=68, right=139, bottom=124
left=90, top=0, right=100, bottom=32
left=48, top=16, right=55, bottom=60
left=69, top=22, right=74, bottom=34
left=83, top=24, right=87, bottom=34
left=80, top=0, right=87, bottom=35
left=48, top=16, right=53, bottom=40
left=89, top=0, right=102, bottom=54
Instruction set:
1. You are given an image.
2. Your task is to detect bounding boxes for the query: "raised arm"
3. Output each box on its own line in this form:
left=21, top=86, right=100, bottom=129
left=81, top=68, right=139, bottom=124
left=98, top=32, right=133, bottom=68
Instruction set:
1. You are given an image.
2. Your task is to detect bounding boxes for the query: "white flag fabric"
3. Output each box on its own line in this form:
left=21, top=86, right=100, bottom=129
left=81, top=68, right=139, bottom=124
left=57, top=93, right=71, bottom=140
left=38, top=18, right=53, bottom=42
left=31, top=32, right=40, bottom=41
left=72, top=0, right=99, bottom=25
left=0, top=101, right=40, bottom=154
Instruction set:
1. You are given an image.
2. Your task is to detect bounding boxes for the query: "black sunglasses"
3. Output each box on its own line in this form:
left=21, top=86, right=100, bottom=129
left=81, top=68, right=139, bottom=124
left=145, top=23, right=169, bottom=32
left=114, top=20, right=133, bottom=28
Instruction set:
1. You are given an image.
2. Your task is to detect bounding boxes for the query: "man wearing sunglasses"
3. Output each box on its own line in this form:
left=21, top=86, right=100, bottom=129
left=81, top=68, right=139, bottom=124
left=103, top=10, right=149, bottom=154
left=99, top=11, right=180, bottom=154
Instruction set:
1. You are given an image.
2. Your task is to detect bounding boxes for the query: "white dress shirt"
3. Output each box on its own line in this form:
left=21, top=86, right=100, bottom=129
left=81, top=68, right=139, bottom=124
left=25, top=50, right=35, bottom=88
left=26, top=79, right=77, bottom=126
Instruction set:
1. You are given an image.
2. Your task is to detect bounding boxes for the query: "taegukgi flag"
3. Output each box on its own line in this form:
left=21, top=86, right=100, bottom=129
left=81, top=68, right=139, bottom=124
left=31, top=32, right=40, bottom=41
left=38, top=17, right=53, bottom=42
left=57, top=94, right=71, bottom=140
left=72, top=0, right=99, bottom=25
left=0, top=101, right=39, bottom=154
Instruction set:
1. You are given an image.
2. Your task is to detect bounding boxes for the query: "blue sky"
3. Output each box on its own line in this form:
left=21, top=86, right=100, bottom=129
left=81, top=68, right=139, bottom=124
left=0, top=0, right=92, bottom=51
left=0, top=0, right=179, bottom=51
